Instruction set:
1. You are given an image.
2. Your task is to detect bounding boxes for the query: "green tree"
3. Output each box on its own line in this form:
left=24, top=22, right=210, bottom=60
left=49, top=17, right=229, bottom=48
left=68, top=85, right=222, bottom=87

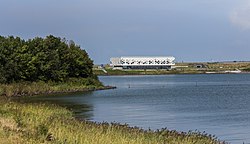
left=0, top=35, right=96, bottom=83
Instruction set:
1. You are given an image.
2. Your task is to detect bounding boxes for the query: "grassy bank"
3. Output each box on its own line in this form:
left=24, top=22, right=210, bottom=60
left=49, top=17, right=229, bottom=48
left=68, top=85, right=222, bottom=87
left=0, top=100, right=224, bottom=144
left=0, top=78, right=112, bottom=97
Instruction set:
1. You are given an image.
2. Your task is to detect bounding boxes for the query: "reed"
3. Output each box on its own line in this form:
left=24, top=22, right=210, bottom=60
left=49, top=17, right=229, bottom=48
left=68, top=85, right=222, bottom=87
left=0, top=100, right=225, bottom=144
left=0, top=78, right=106, bottom=97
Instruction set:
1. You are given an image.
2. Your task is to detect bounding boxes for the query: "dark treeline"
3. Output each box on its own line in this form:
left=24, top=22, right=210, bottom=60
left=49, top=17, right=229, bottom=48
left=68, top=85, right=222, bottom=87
left=0, top=35, right=95, bottom=84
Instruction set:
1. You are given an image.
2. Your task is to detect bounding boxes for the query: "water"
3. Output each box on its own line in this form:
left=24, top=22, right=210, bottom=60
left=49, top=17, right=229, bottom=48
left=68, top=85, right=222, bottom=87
left=19, top=74, right=250, bottom=143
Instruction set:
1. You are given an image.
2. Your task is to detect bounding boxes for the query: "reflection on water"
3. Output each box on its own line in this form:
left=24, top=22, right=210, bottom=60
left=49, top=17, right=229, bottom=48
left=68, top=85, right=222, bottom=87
left=17, top=74, right=250, bottom=144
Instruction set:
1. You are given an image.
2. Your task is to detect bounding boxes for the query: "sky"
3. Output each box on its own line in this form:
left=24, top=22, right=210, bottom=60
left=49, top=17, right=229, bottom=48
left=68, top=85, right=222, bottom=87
left=1, top=0, right=250, bottom=64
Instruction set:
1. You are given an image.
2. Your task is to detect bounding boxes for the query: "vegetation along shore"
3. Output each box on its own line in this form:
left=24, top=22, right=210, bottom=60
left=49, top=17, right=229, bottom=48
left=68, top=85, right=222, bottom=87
left=0, top=99, right=225, bottom=144
left=0, top=35, right=113, bottom=97
left=0, top=35, right=224, bottom=143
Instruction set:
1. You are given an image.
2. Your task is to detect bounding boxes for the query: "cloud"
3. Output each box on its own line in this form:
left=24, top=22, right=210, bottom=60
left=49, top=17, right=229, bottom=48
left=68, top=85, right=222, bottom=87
left=230, top=1, right=250, bottom=30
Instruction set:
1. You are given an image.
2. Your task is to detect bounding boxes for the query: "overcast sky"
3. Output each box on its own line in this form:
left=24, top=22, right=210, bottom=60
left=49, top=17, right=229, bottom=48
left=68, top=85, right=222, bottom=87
left=1, top=0, right=250, bottom=64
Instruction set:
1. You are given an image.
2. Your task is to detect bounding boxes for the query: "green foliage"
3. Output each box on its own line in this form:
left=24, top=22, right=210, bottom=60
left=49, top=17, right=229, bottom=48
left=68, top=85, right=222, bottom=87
left=0, top=35, right=95, bottom=83
left=242, top=67, right=250, bottom=71
left=36, top=124, right=49, bottom=136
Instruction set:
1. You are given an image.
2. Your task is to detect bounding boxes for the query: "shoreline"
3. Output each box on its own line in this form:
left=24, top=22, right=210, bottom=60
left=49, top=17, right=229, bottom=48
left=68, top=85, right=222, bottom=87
left=0, top=80, right=225, bottom=143
left=96, top=71, right=250, bottom=76
left=0, top=99, right=224, bottom=143
left=0, top=82, right=224, bottom=143
left=0, top=81, right=116, bottom=97
left=94, top=62, right=250, bottom=76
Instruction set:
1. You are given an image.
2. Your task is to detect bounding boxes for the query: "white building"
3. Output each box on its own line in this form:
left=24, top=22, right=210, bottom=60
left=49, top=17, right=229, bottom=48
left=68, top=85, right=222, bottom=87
left=110, top=56, right=175, bottom=69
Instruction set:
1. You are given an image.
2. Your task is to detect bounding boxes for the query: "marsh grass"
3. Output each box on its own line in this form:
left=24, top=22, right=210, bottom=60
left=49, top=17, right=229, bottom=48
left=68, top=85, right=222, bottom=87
left=0, top=100, right=225, bottom=144
left=0, top=78, right=107, bottom=97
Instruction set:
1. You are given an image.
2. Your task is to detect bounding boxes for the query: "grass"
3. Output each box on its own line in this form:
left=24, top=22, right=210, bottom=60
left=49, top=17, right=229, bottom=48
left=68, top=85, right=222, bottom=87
left=0, top=99, right=225, bottom=144
left=0, top=78, right=109, bottom=97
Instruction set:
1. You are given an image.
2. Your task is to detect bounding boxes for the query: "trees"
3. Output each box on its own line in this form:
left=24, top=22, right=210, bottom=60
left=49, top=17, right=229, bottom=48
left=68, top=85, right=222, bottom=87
left=0, top=35, right=95, bottom=83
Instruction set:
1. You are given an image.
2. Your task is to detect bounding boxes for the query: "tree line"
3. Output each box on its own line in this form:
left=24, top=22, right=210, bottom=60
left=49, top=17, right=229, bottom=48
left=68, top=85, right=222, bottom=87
left=0, top=35, right=95, bottom=83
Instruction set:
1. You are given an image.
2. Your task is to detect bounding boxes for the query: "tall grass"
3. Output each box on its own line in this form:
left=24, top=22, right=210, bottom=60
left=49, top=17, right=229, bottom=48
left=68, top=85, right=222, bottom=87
left=0, top=78, right=109, bottom=97
left=0, top=100, right=225, bottom=144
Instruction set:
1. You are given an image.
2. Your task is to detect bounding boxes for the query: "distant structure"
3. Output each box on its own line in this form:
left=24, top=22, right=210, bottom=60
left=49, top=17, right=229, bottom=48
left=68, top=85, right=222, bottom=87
left=110, top=56, right=175, bottom=69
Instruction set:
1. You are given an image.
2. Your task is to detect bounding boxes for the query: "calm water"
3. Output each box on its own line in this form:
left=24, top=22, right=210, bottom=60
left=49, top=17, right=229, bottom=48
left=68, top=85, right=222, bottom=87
left=19, top=74, right=250, bottom=144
